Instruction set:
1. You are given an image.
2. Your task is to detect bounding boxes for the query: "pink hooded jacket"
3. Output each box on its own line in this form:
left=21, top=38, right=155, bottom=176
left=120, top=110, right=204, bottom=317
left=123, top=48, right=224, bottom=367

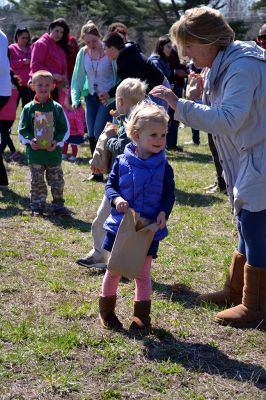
left=0, top=88, right=18, bottom=120
left=30, top=33, right=67, bottom=87
left=8, top=43, right=31, bottom=86
left=64, top=106, right=85, bottom=136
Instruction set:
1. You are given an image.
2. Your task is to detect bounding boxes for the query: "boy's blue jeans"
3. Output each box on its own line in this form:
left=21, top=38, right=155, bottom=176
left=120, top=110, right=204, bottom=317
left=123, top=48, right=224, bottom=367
left=85, top=94, right=113, bottom=140
left=237, top=209, right=266, bottom=267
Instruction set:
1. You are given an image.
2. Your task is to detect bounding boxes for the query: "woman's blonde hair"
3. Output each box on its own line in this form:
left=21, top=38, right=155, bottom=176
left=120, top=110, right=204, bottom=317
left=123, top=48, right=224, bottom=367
left=125, top=101, right=169, bottom=140
left=80, top=20, right=100, bottom=41
left=170, top=7, right=234, bottom=50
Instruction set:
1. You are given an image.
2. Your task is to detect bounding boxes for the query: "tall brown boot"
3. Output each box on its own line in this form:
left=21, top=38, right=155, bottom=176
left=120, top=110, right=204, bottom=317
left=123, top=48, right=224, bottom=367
left=129, top=300, right=151, bottom=331
left=196, top=250, right=246, bottom=306
left=214, top=264, right=266, bottom=326
left=99, top=295, right=123, bottom=330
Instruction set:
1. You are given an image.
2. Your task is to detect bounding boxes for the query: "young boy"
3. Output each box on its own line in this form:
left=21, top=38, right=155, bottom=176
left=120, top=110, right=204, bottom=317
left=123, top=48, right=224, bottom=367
left=18, top=70, right=70, bottom=216
left=76, top=78, right=147, bottom=268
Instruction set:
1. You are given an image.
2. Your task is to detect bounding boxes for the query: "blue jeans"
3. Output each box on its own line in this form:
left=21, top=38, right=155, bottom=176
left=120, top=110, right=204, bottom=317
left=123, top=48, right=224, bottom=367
left=167, top=85, right=183, bottom=149
left=192, top=128, right=200, bottom=144
left=85, top=94, right=114, bottom=140
left=237, top=209, right=266, bottom=267
left=167, top=107, right=179, bottom=148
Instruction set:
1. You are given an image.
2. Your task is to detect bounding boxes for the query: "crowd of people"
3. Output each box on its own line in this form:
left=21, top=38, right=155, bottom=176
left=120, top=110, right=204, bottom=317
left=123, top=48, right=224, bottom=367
left=0, top=9, right=266, bottom=330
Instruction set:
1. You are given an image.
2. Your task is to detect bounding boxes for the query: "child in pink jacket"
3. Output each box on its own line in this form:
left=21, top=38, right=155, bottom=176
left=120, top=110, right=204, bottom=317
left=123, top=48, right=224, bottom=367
left=62, top=100, right=85, bottom=161
left=0, top=87, right=19, bottom=161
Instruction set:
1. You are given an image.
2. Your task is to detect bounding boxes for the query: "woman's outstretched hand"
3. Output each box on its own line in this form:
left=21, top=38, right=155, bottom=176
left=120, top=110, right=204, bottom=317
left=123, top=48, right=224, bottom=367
left=149, top=85, right=179, bottom=110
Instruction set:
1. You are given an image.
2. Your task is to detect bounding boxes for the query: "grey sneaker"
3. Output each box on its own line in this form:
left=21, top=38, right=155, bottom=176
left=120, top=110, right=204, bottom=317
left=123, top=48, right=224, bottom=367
left=76, top=255, right=106, bottom=269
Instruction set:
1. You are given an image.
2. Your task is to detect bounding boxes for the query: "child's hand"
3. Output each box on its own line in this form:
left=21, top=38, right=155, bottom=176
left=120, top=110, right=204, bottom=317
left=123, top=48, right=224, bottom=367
left=105, top=125, right=118, bottom=138
left=30, top=138, right=42, bottom=150
left=157, top=211, right=166, bottom=229
left=99, top=92, right=110, bottom=106
left=47, top=140, right=57, bottom=152
left=113, top=196, right=129, bottom=213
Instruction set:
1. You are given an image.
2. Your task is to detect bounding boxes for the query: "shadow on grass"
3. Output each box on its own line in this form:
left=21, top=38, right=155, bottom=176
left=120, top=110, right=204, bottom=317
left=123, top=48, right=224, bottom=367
left=0, top=187, right=29, bottom=216
left=166, top=150, right=213, bottom=164
left=0, top=188, right=92, bottom=232
left=152, top=281, right=200, bottom=308
left=44, top=212, right=92, bottom=233
left=175, top=188, right=224, bottom=207
left=4, top=150, right=28, bottom=166
left=140, top=329, right=266, bottom=390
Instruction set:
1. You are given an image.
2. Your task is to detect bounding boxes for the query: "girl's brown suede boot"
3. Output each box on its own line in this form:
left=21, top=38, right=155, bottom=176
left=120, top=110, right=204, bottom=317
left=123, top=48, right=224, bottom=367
left=129, top=300, right=151, bottom=331
left=99, top=295, right=123, bottom=330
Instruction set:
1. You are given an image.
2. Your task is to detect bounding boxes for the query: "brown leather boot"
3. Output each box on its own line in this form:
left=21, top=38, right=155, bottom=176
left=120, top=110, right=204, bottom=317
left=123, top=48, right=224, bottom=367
left=129, top=300, right=151, bottom=331
left=214, top=264, right=266, bottom=326
left=99, top=295, right=123, bottom=330
left=196, top=250, right=246, bottom=306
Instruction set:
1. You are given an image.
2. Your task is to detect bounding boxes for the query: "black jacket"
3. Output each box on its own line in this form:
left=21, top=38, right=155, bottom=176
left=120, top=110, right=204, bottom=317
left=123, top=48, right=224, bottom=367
left=108, top=42, right=164, bottom=97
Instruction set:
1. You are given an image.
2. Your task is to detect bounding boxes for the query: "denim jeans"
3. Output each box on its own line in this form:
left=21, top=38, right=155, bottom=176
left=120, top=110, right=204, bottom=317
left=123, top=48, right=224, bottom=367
left=208, top=133, right=226, bottom=190
left=167, top=107, right=179, bottom=148
left=85, top=94, right=114, bottom=140
left=192, top=128, right=200, bottom=145
left=237, top=209, right=266, bottom=267
left=167, top=85, right=183, bottom=149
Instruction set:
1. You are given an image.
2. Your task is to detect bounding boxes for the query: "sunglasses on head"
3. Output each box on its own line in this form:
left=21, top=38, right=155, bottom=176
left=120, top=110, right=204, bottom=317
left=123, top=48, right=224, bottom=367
left=258, top=34, right=266, bottom=40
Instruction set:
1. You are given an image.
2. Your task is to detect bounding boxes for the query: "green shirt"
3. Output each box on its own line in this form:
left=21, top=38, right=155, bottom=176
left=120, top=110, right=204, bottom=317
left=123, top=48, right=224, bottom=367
left=18, top=98, right=69, bottom=165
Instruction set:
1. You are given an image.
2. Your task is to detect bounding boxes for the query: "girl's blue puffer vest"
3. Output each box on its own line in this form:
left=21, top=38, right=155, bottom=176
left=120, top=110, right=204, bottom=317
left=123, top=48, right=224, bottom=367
left=104, top=142, right=168, bottom=241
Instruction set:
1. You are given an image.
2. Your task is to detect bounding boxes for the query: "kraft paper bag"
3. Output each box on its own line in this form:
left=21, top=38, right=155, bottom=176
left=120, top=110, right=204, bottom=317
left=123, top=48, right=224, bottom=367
left=90, top=122, right=118, bottom=174
left=107, top=208, right=159, bottom=279
left=34, top=111, right=54, bottom=149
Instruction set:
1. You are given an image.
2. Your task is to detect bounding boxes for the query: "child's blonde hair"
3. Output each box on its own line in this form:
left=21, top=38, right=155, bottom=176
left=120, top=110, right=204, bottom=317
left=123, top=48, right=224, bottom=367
left=116, top=78, right=147, bottom=106
left=32, top=70, right=54, bottom=84
left=125, top=101, right=169, bottom=140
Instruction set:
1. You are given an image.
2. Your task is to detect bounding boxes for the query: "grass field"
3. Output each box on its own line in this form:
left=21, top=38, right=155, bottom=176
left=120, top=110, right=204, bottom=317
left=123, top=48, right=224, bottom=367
left=0, top=123, right=265, bottom=400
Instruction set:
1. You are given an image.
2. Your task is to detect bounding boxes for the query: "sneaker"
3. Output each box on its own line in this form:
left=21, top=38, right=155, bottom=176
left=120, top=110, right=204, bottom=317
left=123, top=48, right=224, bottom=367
left=68, top=156, right=77, bottom=162
left=76, top=255, right=107, bottom=269
left=83, top=173, right=104, bottom=182
left=62, top=154, right=68, bottom=160
left=184, top=140, right=199, bottom=145
left=204, top=182, right=217, bottom=191
left=53, top=206, right=70, bottom=216
left=206, top=184, right=227, bottom=195
left=31, top=208, right=43, bottom=217
left=12, top=151, right=19, bottom=160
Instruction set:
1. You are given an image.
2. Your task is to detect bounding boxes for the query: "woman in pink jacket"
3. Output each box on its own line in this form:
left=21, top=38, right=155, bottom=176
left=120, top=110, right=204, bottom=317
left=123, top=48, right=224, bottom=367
left=30, top=18, right=69, bottom=103
left=8, top=27, right=32, bottom=107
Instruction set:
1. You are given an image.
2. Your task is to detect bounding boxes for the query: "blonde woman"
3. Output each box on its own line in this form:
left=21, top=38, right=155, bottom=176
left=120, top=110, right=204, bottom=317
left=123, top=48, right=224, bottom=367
left=151, top=7, right=266, bottom=327
left=71, top=21, right=116, bottom=180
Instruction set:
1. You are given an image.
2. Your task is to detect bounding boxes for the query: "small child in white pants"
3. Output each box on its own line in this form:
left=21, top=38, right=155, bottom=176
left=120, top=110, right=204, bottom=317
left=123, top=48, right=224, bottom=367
left=76, top=78, right=148, bottom=269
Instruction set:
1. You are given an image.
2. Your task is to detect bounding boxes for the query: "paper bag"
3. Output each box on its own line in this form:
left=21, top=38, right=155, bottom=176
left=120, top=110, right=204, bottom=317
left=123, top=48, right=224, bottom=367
left=34, top=111, right=54, bottom=149
left=107, top=208, right=159, bottom=279
left=90, top=122, right=118, bottom=174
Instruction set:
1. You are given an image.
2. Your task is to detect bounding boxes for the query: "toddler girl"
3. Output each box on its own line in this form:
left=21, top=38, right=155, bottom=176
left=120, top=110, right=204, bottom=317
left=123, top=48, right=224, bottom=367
left=99, top=101, right=175, bottom=331
left=62, top=97, right=85, bottom=161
